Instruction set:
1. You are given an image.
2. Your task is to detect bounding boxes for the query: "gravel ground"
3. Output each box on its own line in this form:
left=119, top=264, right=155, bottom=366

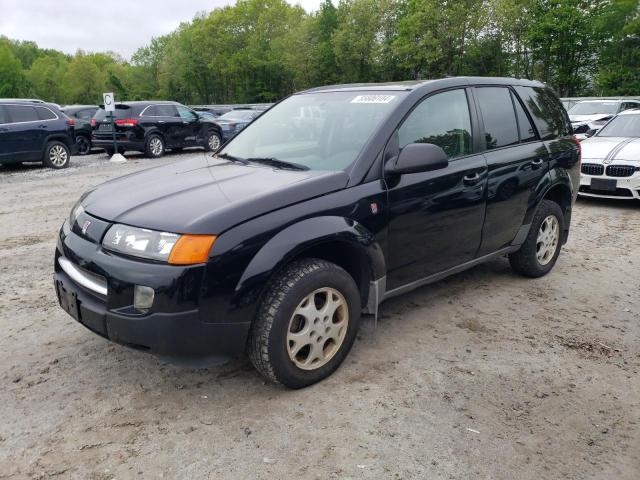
left=0, top=151, right=639, bottom=480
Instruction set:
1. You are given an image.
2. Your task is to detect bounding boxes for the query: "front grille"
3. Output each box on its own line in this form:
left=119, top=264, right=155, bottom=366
left=606, top=165, right=637, bottom=177
left=581, top=163, right=604, bottom=176
left=579, top=186, right=633, bottom=197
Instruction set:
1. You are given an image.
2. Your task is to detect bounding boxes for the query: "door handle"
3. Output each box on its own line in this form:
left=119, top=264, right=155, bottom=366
left=39, top=124, right=47, bottom=129
left=463, top=172, right=482, bottom=185
left=158, top=120, right=165, bottom=123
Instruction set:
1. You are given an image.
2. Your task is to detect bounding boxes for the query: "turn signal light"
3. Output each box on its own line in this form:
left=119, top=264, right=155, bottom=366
left=90, top=119, right=97, bottom=127
left=168, top=235, right=216, bottom=265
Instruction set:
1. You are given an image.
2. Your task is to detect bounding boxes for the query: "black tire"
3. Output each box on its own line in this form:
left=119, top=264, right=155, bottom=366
left=145, top=134, right=165, bottom=158
left=43, top=141, right=70, bottom=169
left=75, top=135, right=91, bottom=156
left=204, top=131, right=222, bottom=152
left=248, top=259, right=361, bottom=389
left=509, top=200, right=565, bottom=278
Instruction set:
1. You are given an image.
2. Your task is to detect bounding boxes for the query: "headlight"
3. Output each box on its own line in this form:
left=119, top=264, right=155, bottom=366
left=69, top=201, right=84, bottom=227
left=102, top=224, right=216, bottom=265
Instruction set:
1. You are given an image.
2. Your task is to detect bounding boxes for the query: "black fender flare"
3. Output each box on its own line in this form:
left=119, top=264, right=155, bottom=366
left=235, top=215, right=386, bottom=301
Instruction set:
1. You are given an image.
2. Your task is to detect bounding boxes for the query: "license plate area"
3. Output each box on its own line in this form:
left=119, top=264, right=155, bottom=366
left=56, top=280, right=80, bottom=321
left=98, top=123, right=113, bottom=132
left=591, top=178, right=617, bottom=191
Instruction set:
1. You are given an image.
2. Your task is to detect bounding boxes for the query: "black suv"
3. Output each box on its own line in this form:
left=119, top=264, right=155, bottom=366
left=91, top=101, right=223, bottom=157
left=55, top=78, right=579, bottom=388
left=0, top=100, right=76, bottom=168
left=60, top=105, right=99, bottom=155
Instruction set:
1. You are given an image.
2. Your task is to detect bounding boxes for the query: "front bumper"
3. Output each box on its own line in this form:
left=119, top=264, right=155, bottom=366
left=54, top=221, right=250, bottom=358
left=579, top=166, right=640, bottom=200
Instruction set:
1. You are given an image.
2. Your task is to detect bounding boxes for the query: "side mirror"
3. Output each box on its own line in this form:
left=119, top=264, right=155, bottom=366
left=585, top=129, right=597, bottom=138
left=385, top=143, right=449, bottom=175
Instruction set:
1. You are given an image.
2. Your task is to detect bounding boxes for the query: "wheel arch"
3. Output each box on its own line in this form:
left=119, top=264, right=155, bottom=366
left=235, top=216, right=386, bottom=311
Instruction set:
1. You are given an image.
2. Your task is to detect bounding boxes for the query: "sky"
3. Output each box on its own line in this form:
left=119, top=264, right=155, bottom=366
left=0, top=0, right=324, bottom=59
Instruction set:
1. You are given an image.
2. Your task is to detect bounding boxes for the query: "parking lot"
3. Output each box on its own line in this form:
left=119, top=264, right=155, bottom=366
left=0, top=151, right=638, bottom=479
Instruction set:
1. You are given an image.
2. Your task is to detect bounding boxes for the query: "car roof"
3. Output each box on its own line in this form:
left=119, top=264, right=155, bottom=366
left=618, top=109, right=640, bottom=116
left=574, top=99, right=632, bottom=104
left=114, top=101, right=180, bottom=106
left=61, top=104, right=98, bottom=109
left=0, top=98, right=45, bottom=103
left=301, top=76, right=546, bottom=94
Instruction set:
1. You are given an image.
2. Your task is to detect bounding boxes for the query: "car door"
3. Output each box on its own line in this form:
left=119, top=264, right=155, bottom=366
left=0, top=105, right=10, bottom=160
left=154, top=104, right=182, bottom=148
left=385, top=88, right=488, bottom=290
left=474, top=86, right=550, bottom=256
left=2, top=105, right=43, bottom=160
left=176, top=105, right=200, bottom=145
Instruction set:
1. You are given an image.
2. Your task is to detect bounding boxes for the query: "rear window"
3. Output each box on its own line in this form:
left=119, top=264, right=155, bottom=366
left=6, top=105, right=39, bottom=123
left=94, top=105, right=133, bottom=121
left=514, top=86, right=570, bottom=139
left=36, top=107, right=57, bottom=120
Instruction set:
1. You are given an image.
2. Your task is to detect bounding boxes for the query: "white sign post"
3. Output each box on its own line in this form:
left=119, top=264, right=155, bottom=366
left=103, top=92, right=125, bottom=163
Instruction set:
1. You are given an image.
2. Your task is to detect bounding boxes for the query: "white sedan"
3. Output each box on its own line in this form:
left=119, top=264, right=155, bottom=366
left=579, top=109, right=640, bottom=200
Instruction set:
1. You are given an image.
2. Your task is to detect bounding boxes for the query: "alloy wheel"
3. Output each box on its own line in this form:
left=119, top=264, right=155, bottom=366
left=49, top=145, right=68, bottom=167
left=286, top=287, right=349, bottom=370
left=536, top=215, right=559, bottom=265
left=76, top=136, right=90, bottom=155
left=150, top=137, right=163, bottom=156
left=208, top=134, right=220, bottom=151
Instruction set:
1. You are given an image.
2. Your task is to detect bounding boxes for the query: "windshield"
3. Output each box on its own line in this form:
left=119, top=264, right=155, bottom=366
left=597, top=115, right=640, bottom=137
left=219, top=110, right=257, bottom=121
left=220, top=91, right=403, bottom=171
left=568, top=101, right=619, bottom=116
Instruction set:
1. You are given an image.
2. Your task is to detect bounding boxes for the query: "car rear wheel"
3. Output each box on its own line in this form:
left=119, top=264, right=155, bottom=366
left=204, top=131, right=221, bottom=152
left=509, top=200, right=564, bottom=277
left=43, top=141, right=70, bottom=169
left=75, top=135, right=91, bottom=156
left=248, top=259, right=361, bottom=389
left=145, top=135, right=165, bottom=158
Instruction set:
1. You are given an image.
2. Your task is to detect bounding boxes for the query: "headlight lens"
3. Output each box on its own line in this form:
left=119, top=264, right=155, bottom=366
left=102, top=224, right=216, bottom=264
left=69, top=202, right=84, bottom=227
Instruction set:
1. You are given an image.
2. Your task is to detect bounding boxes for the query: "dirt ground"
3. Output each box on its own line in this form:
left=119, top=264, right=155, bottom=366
left=0, top=151, right=638, bottom=480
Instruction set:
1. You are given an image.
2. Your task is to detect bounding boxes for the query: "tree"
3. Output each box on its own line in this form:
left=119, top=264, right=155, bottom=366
left=0, top=45, right=28, bottom=97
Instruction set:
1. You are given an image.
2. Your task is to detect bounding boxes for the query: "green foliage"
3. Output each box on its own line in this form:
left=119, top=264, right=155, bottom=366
left=0, top=0, right=638, bottom=104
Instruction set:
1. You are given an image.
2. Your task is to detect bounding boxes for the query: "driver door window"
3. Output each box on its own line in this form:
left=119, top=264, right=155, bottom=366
left=398, top=89, right=473, bottom=159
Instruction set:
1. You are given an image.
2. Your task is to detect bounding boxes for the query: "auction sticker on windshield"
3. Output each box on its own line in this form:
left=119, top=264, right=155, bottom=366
left=351, top=95, right=396, bottom=104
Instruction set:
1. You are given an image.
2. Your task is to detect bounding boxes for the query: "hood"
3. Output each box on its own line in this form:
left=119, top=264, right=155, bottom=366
left=570, top=114, right=612, bottom=124
left=581, top=137, right=640, bottom=162
left=83, top=154, right=348, bottom=234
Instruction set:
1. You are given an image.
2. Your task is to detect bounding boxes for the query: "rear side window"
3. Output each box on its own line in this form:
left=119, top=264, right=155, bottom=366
left=398, top=89, right=472, bottom=158
left=476, top=87, right=519, bottom=149
left=514, top=86, right=570, bottom=139
left=6, top=105, right=39, bottom=123
left=141, top=105, right=159, bottom=116
left=0, top=106, right=8, bottom=124
left=36, top=107, right=57, bottom=120
left=512, top=93, right=538, bottom=142
left=156, top=105, right=178, bottom=117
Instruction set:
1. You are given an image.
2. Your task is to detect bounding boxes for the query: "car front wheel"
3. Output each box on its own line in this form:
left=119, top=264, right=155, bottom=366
left=509, top=200, right=564, bottom=277
left=43, top=141, right=70, bottom=169
left=75, top=135, right=91, bottom=155
left=248, top=259, right=361, bottom=388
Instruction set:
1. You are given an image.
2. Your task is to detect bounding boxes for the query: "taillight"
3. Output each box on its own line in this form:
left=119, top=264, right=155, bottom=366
left=90, top=119, right=97, bottom=127
left=572, top=135, right=582, bottom=166
left=115, top=118, right=138, bottom=127
left=66, top=118, right=75, bottom=126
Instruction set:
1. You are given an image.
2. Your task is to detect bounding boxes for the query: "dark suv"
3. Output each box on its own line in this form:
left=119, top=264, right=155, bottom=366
left=91, top=101, right=223, bottom=157
left=0, top=100, right=76, bottom=168
left=55, top=78, right=579, bottom=388
left=60, top=105, right=99, bottom=155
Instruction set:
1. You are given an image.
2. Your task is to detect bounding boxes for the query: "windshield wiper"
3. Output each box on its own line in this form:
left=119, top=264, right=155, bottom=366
left=245, top=157, right=310, bottom=171
left=216, top=152, right=249, bottom=165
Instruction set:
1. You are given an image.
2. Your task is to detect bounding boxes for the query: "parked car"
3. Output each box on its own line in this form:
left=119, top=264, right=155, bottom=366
left=60, top=105, right=99, bottom=155
left=568, top=99, right=640, bottom=139
left=0, top=100, right=76, bottom=168
left=579, top=109, right=640, bottom=200
left=90, top=101, right=223, bottom=157
left=214, top=109, right=262, bottom=142
left=55, top=77, right=579, bottom=388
